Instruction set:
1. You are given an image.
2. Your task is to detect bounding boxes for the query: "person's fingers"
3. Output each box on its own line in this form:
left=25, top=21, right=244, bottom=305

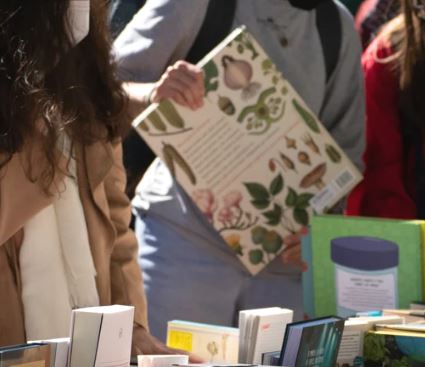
left=282, top=243, right=301, bottom=263
left=284, top=233, right=301, bottom=247
left=164, top=62, right=204, bottom=108
left=188, top=352, right=205, bottom=363
left=172, top=65, right=204, bottom=99
left=159, top=76, right=198, bottom=109
left=151, top=82, right=190, bottom=107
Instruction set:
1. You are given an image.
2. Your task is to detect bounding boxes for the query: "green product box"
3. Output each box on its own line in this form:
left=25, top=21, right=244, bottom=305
left=302, top=215, right=425, bottom=319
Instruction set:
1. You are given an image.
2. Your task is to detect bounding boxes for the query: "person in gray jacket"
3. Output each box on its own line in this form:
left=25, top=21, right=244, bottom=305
left=114, top=0, right=365, bottom=342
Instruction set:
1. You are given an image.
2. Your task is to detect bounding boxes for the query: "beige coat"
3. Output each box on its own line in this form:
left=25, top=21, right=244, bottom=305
left=0, top=135, right=148, bottom=346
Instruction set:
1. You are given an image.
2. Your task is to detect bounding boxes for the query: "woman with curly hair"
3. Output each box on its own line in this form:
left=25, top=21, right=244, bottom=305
left=347, top=0, right=425, bottom=218
left=0, top=0, right=171, bottom=354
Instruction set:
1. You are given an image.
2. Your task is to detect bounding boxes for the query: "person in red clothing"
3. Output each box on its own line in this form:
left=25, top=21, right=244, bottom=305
left=347, top=0, right=425, bottom=219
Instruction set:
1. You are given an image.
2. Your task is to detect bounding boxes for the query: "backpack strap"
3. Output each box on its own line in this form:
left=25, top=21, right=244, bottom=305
left=185, top=0, right=237, bottom=64
left=315, top=0, right=342, bottom=83
left=109, top=0, right=147, bottom=39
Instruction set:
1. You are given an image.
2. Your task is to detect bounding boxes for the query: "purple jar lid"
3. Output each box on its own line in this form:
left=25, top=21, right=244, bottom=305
left=331, top=236, right=399, bottom=270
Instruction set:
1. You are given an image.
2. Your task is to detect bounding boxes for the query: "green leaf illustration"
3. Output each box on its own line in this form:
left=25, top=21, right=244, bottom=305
left=261, top=231, right=283, bottom=254
left=262, top=59, right=273, bottom=70
left=269, top=174, right=284, bottom=196
left=285, top=187, right=298, bottom=207
left=249, top=249, right=264, bottom=265
left=292, top=98, right=320, bottom=134
left=244, top=182, right=270, bottom=201
left=251, top=199, right=270, bottom=210
left=262, top=204, right=282, bottom=226
left=293, top=208, right=309, bottom=226
left=204, top=60, right=219, bottom=96
left=158, top=100, right=185, bottom=129
left=296, top=193, right=314, bottom=209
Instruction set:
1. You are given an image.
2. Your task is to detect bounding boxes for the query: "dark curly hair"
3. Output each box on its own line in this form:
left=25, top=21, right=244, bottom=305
left=0, top=0, right=130, bottom=189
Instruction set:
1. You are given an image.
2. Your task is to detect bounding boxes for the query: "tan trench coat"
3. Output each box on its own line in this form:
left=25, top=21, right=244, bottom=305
left=0, top=135, right=148, bottom=346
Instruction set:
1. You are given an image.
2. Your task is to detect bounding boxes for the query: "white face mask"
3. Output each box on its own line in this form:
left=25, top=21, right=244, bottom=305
left=67, top=0, right=90, bottom=46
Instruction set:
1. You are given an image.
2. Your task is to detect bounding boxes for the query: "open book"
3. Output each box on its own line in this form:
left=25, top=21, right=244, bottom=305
left=133, top=26, right=362, bottom=275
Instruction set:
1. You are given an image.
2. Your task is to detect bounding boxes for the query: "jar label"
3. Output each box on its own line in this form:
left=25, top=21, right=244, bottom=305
left=335, top=267, right=397, bottom=311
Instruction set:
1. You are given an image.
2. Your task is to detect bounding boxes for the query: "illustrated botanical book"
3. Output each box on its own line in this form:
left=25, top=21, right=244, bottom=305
left=166, top=320, right=239, bottom=363
left=302, top=215, right=425, bottom=319
left=132, top=26, right=363, bottom=275
left=279, top=316, right=345, bottom=367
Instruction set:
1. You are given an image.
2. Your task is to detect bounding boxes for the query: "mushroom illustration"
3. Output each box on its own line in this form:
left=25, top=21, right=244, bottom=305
left=298, top=151, right=311, bottom=165
left=300, top=163, right=327, bottom=190
left=222, top=55, right=261, bottom=100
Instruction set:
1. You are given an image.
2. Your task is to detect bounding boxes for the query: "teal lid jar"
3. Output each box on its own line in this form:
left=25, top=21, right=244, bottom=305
left=331, top=236, right=399, bottom=318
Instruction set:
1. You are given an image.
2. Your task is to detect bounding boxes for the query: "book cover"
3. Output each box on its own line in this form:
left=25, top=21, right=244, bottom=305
left=238, top=307, right=293, bottom=364
left=0, top=343, right=51, bottom=367
left=132, top=26, right=362, bottom=275
left=167, top=320, right=239, bottom=363
left=280, top=316, right=345, bottom=367
left=68, top=305, right=134, bottom=367
left=364, top=330, right=425, bottom=366
left=303, top=215, right=425, bottom=319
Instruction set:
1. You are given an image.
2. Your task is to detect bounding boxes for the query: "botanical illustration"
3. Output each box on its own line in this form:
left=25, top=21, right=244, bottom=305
left=222, top=55, right=261, bottom=100
left=292, top=98, right=321, bottom=133
left=140, top=99, right=192, bottom=136
left=162, top=143, right=196, bottom=185
left=232, top=30, right=259, bottom=60
left=237, top=87, right=286, bottom=134
left=191, top=189, right=258, bottom=256
left=242, top=173, right=314, bottom=265
left=204, top=60, right=219, bottom=97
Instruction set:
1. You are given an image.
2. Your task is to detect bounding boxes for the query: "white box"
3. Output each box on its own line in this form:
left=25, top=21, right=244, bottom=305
left=138, top=354, right=189, bottom=367
left=68, top=305, right=134, bottom=367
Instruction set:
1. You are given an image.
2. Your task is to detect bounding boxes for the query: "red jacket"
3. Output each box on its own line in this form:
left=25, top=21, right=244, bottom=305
left=346, top=36, right=418, bottom=219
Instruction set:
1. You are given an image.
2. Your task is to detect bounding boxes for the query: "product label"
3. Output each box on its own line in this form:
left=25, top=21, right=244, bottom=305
left=167, top=330, right=193, bottom=352
left=310, top=168, right=355, bottom=213
left=335, top=267, right=397, bottom=311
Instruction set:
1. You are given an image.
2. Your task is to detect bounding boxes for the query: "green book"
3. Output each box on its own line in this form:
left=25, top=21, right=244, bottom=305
left=303, top=215, right=425, bottom=318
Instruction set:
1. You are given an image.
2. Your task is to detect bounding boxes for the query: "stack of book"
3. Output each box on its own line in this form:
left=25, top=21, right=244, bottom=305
left=238, top=307, right=293, bottom=364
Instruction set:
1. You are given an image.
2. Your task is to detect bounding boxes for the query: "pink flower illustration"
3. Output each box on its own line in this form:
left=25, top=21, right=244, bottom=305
left=223, top=190, right=243, bottom=209
left=218, top=207, right=234, bottom=223
left=192, top=189, right=217, bottom=220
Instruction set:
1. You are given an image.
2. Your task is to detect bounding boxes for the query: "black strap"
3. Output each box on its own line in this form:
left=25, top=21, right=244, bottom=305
left=109, top=0, right=147, bottom=39
left=316, top=0, right=342, bottom=83
left=185, top=0, right=237, bottom=64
